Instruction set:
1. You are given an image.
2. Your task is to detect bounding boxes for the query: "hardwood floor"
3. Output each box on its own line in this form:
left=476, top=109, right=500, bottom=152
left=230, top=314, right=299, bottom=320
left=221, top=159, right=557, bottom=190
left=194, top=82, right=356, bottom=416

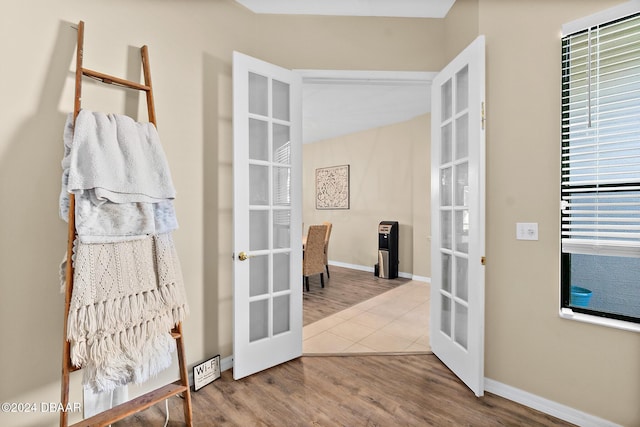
left=303, top=265, right=410, bottom=325
left=112, top=267, right=575, bottom=426
left=115, top=354, right=575, bottom=426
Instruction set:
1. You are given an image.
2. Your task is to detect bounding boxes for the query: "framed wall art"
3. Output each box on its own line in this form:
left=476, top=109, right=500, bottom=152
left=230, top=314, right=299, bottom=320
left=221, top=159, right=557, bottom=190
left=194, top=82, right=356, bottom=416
left=316, top=165, right=350, bottom=210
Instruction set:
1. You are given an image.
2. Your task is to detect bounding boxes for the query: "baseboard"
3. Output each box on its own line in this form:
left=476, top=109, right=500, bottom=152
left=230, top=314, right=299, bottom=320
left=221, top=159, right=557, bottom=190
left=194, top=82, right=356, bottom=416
left=220, top=355, right=234, bottom=372
left=485, top=378, right=621, bottom=427
left=411, top=274, right=430, bottom=283
left=328, top=261, right=430, bottom=283
left=328, top=260, right=373, bottom=272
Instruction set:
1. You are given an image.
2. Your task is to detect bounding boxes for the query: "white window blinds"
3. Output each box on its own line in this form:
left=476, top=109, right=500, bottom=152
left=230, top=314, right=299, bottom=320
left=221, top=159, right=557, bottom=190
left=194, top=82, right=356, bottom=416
left=561, top=13, right=640, bottom=256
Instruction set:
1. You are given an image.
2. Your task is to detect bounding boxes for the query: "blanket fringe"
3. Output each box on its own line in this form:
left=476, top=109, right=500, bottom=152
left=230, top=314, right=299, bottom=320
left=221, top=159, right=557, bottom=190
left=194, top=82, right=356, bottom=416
left=67, top=282, right=187, bottom=392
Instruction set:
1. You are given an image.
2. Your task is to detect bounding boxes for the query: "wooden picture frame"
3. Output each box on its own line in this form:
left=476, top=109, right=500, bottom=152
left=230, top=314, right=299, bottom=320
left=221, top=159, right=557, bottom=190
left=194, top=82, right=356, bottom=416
left=316, top=165, right=350, bottom=210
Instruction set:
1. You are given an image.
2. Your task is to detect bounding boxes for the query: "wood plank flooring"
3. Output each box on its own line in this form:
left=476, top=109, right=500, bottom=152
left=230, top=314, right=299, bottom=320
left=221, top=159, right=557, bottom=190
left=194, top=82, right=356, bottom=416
left=303, top=265, right=410, bottom=325
left=112, top=267, right=575, bottom=426
left=115, top=354, right=575, bottom=426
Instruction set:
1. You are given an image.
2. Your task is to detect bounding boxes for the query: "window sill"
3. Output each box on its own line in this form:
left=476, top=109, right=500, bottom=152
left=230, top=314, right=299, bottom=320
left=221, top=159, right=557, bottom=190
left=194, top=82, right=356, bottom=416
left=559, top=308, right=640, bottom=333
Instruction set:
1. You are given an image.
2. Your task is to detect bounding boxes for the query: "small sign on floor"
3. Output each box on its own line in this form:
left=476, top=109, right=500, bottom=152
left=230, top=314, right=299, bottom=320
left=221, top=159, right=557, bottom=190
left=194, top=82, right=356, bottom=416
left=193, top=354, right=221, bottom=391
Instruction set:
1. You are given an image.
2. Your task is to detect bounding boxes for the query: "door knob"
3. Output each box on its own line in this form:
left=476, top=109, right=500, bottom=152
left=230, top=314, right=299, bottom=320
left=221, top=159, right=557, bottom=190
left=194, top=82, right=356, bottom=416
left=238, top=251, right=249, bottom=261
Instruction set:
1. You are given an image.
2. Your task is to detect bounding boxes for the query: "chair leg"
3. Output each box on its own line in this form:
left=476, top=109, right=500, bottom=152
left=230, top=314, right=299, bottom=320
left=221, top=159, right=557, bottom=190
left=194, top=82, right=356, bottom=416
left=305, top=276, right=310, bottom=292
left=326, top=264, right=330, bottom=279
left=320, top=273, right=324, bottom=288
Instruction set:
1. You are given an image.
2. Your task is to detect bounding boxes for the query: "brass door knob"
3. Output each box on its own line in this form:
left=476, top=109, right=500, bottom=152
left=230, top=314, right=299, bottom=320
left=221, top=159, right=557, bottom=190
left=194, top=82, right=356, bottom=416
left=238, top=251, right=249, bottom=261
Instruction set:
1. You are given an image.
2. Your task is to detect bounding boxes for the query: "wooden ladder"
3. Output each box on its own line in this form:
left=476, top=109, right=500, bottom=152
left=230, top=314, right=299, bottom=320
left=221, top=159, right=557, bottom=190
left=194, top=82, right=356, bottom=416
left=60, top=20, right=193, bottom=427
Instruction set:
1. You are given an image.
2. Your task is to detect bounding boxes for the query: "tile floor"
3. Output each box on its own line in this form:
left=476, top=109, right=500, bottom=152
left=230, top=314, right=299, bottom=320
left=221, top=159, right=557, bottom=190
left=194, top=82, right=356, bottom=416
left=303, top=280, right=431, bottom=354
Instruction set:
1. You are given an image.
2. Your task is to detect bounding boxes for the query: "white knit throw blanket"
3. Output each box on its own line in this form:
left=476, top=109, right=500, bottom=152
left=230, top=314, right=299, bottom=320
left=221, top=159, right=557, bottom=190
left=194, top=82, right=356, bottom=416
left=67, top=232, right=189, bottom=393
left=59, top=111, right=179, bottom=243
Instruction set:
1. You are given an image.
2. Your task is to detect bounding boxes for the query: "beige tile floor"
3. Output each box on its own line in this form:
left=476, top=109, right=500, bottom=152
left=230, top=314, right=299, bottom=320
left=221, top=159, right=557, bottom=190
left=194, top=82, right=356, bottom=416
left=303, top=280, right=431, bottom=354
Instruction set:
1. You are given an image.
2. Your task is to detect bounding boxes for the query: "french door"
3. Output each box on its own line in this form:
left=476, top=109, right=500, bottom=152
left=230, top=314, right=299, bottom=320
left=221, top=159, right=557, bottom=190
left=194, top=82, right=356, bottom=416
left=232, top=52, right=303, bottom=380
left=430, top=36, right=486, bottom=396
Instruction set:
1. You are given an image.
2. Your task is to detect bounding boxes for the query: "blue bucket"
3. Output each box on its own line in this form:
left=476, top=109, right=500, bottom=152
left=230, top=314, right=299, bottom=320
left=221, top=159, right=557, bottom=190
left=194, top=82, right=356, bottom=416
left=570, top=286, right=592, bottom=307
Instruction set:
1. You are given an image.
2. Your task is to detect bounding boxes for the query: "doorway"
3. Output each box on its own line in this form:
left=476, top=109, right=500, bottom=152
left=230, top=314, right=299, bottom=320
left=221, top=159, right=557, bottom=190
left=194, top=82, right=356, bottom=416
left=233, top=40, right=486, bottom=397
left=298, top=70, right=434, bottom=355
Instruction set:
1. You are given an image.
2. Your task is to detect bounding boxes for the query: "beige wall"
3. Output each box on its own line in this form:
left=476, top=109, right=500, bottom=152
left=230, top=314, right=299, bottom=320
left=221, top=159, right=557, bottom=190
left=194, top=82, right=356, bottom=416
left=444, top=0, right=479, bottom=62
left=302, top=115, right=430, bottom=278
left=477, top=0, right=639, bottom=425
left=0, top=2, right=441, bottom=426
left=1, top=0, right=639, bottom=425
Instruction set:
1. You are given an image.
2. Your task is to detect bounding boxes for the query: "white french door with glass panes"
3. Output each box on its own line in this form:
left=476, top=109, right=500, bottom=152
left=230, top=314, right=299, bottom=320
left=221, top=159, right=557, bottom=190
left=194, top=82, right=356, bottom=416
left=232, top=52, right=303, bottom=380
left=430, top=36, right=486, bottom=397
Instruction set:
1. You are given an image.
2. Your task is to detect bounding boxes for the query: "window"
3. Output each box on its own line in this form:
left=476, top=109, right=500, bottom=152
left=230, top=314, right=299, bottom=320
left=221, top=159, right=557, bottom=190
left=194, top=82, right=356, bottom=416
left=561, top=9, right=640, bottom=330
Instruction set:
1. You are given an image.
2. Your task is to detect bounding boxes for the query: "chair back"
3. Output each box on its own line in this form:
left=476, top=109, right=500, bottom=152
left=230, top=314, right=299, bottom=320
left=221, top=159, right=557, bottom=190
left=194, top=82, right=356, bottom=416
left=303, top=225, right=327, bottom=276
left=322, top=221, right=332, bottom=264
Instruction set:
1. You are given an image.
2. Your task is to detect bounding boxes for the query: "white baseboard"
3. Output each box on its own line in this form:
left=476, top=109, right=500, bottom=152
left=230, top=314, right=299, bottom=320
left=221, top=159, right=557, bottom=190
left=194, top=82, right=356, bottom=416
left=485, top=378, right=621, bottom=427
left=328, top=261, right=430, bottom=283
left=220, top=355, right=234, bottom=372
left=328, top=260, right=373, bottom=272
left=410, top=274, right=430, bottom=283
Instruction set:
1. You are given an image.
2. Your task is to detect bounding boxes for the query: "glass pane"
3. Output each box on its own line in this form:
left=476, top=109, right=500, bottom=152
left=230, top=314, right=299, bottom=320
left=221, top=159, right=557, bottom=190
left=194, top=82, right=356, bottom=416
left=441, top=78, right=452, bottom=121
left=249, top=210, right=269, bottom=250
left=455, top=113, right=469, bottom=160
left=440, top=167, right=452, bottom=206
left=273, top=295, right=290, bottom=335
left=249, top=165, right=269, bottom=205
left=273, top=210, right=290, bottom=249
left=441, top=252, right=451, bottom=293
left=455, top=210, right=469, bottom=253
left=272, top=79, right=290, bottom=121
left=441, top=123, right=452, bottom=164
left=249, top=118, right=268, bottom=161
left=441, top=296, right=451, bottom=337
left=454, top=302, right=468, bottom=349
left=441, top=210, right=452, bottom=250
left=455, top=162, right=469, bottom=207
left=568, top=253, right=640, bottom=317
left=273, top=166, right=291, bottom=206
left=273, top=124, right=291, bottom=164
left=455, top=256, right=468, bottom=302
left=249, top=72, right=268, bottom=116
left=249, top=299, right=268, bottom=342
left=455, top=65, right=469, bottom=113
left=273, top=252, right=290, bottom=292
left=249, top=255, right=269, bottom=297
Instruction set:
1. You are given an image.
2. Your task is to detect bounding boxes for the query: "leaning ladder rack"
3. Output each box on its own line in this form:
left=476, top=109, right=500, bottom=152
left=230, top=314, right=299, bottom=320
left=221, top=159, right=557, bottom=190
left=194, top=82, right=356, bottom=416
left=60, top=21, right=193, bottom=427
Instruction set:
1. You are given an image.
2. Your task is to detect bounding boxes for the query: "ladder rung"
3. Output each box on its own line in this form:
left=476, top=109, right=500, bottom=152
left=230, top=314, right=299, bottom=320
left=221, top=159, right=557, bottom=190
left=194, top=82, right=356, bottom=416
left=82, top=68, right=151, bottom=91
left=69, top=382, right=188, bottom=427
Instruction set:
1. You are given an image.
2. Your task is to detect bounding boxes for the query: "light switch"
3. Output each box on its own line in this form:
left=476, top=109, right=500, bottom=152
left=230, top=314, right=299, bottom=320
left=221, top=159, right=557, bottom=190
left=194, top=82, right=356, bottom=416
left=516, top=222, right=538, bottom=241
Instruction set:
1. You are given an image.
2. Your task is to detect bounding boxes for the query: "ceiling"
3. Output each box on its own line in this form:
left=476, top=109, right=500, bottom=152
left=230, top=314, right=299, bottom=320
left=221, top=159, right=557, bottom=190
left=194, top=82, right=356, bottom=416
left=235, top=0, right=453, bottom=143
left=299, top=70, right=435, bottom=144
left=233, top=0, right=456, bottom=18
